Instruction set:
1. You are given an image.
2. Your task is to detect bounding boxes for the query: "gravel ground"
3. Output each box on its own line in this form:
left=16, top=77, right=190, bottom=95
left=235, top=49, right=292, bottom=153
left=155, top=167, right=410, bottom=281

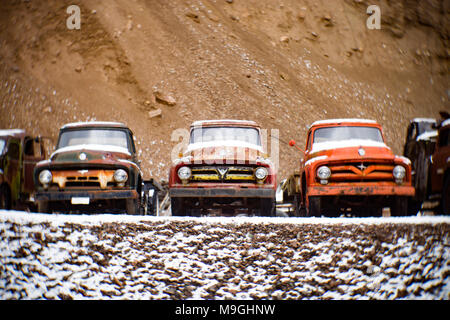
left=0, top=211, right=449, bottom=300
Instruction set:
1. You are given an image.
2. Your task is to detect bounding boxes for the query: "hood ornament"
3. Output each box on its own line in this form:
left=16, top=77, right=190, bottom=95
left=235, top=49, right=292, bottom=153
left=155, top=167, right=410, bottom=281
left=357, top=163, right=367, bottom=171
left=217, top=168, right=228, bottom=178
left=358, top=147, right=365, bottom=156
left=79, top=152, right=87, bottom=161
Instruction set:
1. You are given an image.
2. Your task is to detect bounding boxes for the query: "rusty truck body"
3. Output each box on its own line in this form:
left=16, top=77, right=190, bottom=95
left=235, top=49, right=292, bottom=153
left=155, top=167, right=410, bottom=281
left=34, top=122, right=160, bottom=215
left=404, top=115, right=450, bottom=215
left=283, top=119, right=415, bottom=217
left=0, top=129, right=47, bottom=210
left=168, top=120, right=277, bottom=216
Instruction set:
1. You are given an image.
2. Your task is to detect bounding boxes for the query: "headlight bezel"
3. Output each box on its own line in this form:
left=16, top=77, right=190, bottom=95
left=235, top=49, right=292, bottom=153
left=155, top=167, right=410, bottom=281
left=113, top=169, right=128, bottom=184
left=39, top=169, right=52, bottom=185
left=393, top=165, right=406, bottom=183
left=177, top=166, right=192, bottom=181
left=254, top=167, right=269, bottom=181
left=317, top=166, right=331, bottom=180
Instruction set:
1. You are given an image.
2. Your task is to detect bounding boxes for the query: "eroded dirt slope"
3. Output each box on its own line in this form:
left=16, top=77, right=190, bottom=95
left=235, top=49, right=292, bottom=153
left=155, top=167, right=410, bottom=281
left=0, top=0, right=448, bottom=180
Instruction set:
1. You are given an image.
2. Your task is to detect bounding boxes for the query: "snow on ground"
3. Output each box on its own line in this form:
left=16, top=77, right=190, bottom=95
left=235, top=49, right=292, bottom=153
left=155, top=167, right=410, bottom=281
left=0, top=210, right=449, bottom=300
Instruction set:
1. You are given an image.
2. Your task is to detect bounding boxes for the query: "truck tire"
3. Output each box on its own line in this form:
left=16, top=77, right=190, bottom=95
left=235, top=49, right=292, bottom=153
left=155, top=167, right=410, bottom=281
left=441, top=176, right=450, bottom=215
left=390, top=197, right=408, bottom=216
left=126, top=199, right=139, bottom=215
left=259, top=198, right=275, bottom=217
left=170, top=197, right=184, bottom=216
left=151, top=194, right=160, bottom=216
left=37, top=200, right=50, bottom=213
left=307, top=196, right=321, bottom=217
left=0, top=185, right=11, bottom=210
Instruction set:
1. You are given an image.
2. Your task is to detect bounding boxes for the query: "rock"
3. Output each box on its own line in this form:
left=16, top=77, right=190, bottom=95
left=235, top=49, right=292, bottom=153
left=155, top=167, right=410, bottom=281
left=154, top=90, right=176, bottom=106
left=148, top=109, right=162, bottom=118
left=127, top=20, right=133, bottom=31
left=298, top=7, right=307, bottom=20
left=186, top=12, right=200, bottom=23
left=280, top=36, right=289, bottom=43
left=226, top=0, right=233, bottom=3
left=322, top=14, right=333, bottom=27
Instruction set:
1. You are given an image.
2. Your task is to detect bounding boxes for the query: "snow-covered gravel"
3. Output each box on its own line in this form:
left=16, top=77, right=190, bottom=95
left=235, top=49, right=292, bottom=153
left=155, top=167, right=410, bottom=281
left=0, top=211, right=449, bottom=300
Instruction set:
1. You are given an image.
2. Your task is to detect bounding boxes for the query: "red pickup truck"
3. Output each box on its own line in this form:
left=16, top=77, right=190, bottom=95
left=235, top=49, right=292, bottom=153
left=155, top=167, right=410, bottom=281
left=168, top=120, right=277, bottom=216
left=282, top=119, right=415, bottom=217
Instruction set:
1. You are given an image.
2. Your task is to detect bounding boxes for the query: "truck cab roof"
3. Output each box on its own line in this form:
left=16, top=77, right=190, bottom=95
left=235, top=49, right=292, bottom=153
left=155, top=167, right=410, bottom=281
left=190, top=119, right=260, bottom=128
left=60, top=121, right=129, bottom=130
left=310, top=119, right=378, bottom=128
left=0, top=129, right=26, bottom=138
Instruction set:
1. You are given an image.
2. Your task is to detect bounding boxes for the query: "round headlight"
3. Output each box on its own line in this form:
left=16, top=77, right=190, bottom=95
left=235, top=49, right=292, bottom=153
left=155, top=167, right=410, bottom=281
left=393, top=165, right=406, bottom=180
left=114, top=169, right=128, bottom=183
left=177, top=166, right=192, bottom=180
left=255, top=167, right=269, bottom=180
left=39, top=170, right=52, bottom=184
left=317, top=166, right=331, bottom=180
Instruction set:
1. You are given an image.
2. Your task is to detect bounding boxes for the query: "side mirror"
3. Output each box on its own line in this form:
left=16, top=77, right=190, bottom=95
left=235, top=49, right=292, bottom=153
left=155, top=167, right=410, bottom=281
left=288, top=139, right=305, bottom=154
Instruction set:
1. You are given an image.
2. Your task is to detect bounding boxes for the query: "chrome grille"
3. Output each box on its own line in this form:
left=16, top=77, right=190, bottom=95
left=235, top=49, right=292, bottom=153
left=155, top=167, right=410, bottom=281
left=191, top=166, right=256, bottom=183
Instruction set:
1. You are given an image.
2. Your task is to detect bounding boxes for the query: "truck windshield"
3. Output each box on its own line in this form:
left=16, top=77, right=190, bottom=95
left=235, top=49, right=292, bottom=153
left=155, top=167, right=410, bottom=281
left=190, top=127, right=261, bottom=146
left=314, top=126, right=384, bottom=144
left=58, top=129, right=129, bottom=150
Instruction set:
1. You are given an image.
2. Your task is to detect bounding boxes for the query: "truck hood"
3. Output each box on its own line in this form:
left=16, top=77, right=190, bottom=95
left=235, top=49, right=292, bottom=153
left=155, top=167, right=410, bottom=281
left=183, top=141, right=265, bottom=164
left=49, top=144, right=132, bottom=163
left=307, top=141, right=395, bottom=163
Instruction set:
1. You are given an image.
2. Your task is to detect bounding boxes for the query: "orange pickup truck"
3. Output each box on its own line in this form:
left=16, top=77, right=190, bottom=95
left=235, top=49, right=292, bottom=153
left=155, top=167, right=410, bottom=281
left=283, top=119, right=415, bottom=217
left=168, top=120, right=277, bottom=216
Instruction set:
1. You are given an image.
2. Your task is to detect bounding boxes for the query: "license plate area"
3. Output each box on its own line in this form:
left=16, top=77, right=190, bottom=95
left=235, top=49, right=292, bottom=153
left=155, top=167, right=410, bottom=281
left=71, top=197, right=90, bottom=205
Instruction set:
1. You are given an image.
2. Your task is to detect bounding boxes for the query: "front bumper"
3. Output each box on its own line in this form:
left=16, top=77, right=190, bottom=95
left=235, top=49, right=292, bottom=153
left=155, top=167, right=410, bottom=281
left=170, top=187, right=275, bottom=198
left=35, top=189, right=139, bottom=202
left=307, top=183, right=415, bottom=197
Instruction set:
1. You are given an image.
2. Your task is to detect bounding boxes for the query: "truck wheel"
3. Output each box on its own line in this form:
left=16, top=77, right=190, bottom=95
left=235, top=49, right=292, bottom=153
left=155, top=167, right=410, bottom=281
left=37, top=200, right=50, bottom=213
left=0, top=185, right=11, bottom=210
left=151, top=194, right=160, bottom=216
left=441, top=176, right=450, bottom=215
left=307, top=196, right=321, bottom=217
left=259, top=198, right=275, bottom=217
left=390, top=197, right=407, bottom=216
left=126, top=199, right=139, bottom=215
left=170, top=197, right=184, bottom=216
left=407, top=199, right=422, bottom=216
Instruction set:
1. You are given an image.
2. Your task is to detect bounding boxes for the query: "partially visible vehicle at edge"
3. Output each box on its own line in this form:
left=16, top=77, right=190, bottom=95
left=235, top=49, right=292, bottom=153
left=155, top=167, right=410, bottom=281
left=168, top=120, right=277, bottom=216
left=282, top=119, right=415, bottom=217
left=34, top=122, right=161, bottom=215
left=404, top=112, right=450, bottom=215
left=0, top=129, right=47, bottom=210
left=402, top=118, right=438, bottom=213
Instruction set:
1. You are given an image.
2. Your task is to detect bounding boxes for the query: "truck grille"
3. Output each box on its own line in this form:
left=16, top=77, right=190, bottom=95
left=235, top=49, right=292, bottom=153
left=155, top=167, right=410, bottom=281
left=191, top=166, right=256, bottom=183
left=328, top=163, right=395, bottom=182
left=50, top=169, right=119, bottom=189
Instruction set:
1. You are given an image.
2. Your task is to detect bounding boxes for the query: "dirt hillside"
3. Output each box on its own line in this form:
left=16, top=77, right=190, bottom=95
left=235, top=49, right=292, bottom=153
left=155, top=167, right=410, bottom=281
left=0, top=0, right=448, bottom=181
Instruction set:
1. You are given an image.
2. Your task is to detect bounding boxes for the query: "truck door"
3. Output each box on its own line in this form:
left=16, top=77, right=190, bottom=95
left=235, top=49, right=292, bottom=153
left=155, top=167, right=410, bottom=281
left=431, top=127, right=450, bottom=193
left=5, top=138, right=22, bottom=203
left=23, top=137, right=45, bottom=194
